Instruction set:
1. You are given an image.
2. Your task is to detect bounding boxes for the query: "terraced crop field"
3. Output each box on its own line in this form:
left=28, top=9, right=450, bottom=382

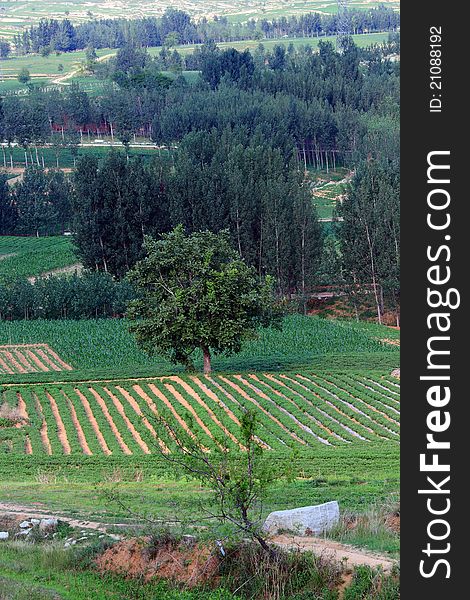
left=0, top=344, right=73, bottom=374
left=0, top=1, right=401, bottom=39
left=0, top=372, right=400, bottom=456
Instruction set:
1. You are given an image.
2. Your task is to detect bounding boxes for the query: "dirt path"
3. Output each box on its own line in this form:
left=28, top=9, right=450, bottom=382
left=0, top=502, right=122, bottom=534
left=28, top=263, right=83, bottom=283
left=51, top=53, right=116, bottom=86
left=272, top=534, right=396, bottom=572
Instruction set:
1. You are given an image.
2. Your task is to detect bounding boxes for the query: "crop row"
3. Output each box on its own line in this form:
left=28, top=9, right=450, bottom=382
left=0, top=371, right=400, bottom=456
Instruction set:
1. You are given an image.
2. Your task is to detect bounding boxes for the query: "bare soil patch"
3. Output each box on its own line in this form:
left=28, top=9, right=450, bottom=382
left=96, top=538, right=220, bottom=587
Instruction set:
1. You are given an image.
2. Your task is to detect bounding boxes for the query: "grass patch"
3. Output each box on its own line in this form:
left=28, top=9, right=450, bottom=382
left=0, top=236, right=77, bottom=283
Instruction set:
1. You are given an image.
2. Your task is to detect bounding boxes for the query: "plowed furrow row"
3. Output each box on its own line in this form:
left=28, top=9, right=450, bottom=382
left=164, top=383, right=218, bottom=447
left=295, top=375, right=390, bottom=441
left=364, top=378, right=400, bottom=398
left=252, top=375, right=343, bottom=444
left=35, top=349, right=62, bottom=372
left=204, top=377, right=272, bottom=449
left=13, top=350, right=36, bottom=372
left=44, top=347, right=73, bottom=370
left=219, top=376, right=307, bottom=446
left=33, top=393, right=52, bottom=455
left=102, top=388, right=150, bottom=454
left=146, top=383, right=199, bottom=444
left=88, top=387, right=132, bottom=455
left=3, top=352, right=26, bottom=373
left=116, top=386, right=169, bottom=454
left=321, top=376, right=400, bottom=425
left=16, top=392, right=29, bottom=422
left=0, top=355, right=14, bottom=374
left=236, top=375, right=330, bottom=446
left=61, top=391, right=92, bottom=455
left=74, top=389, right=111, bottom=455
left=279, top=375, right=369, bottom=441
left=338, top=379, right=400, bottom=418
left=24, top=436, right=32, bottom=455
left=169, top=377, right=245, bottom=450
left=45, top=392, right=71, bottom=454
left=26, top=351, right=49, bottom=372
left=349, top=379, right=400, bottom=410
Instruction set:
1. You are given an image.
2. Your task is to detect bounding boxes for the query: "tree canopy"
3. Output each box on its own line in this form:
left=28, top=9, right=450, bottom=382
left=127, top=227, right=282, bottom=373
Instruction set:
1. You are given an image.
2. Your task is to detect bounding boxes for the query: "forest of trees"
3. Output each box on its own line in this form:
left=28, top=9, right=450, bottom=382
left=6, top=6, right=400, bottom=56
left=0, top=272, right=133, bottom=320
left=0, top=38, right=400, bottom=322
left=0, top=38, right=399, bottom=167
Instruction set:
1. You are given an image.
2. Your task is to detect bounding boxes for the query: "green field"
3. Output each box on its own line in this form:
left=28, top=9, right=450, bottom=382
left=0, top=32, right=391, bottom=95
left=1, top=145, right=173, bottom=168
left=0, top=315, right=399, bottom=382
left=0, top=311, right=400, bottom=594
left=0, top=236, right=77, bottom=283
left=309, top=167, right=351, bottom=220
left=0, top=1, right=401, bottom=40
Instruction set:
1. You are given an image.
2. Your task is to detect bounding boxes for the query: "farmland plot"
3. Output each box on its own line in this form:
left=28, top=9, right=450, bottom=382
left=0, top=236, right=77, bottom=283
left=0, top=1, right=401, bottom=39
left=1, top=372, right=400, bottom=456
left=0, top=344, right=73, bottom=374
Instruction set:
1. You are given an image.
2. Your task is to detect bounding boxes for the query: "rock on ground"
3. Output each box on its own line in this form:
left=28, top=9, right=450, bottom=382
left=263, top=501, right=340, bottom=536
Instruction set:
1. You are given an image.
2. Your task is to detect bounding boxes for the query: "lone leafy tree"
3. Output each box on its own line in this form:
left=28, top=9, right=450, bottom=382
left=127, top=226, right=282, bottom=374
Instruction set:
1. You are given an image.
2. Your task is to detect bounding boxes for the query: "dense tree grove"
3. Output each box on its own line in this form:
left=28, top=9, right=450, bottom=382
left=0, top=38, right=400, bottom=319
left=0, top=40, right=399, bottom=170
left=0, top=169, right=73, bottom=236
left=0, top=272, right=134, bottom=320
left=72, top=153, right=170, bottom=278
left=339, top=159, right=400, bottom=324
left=10, top=7, right=399, bottom=55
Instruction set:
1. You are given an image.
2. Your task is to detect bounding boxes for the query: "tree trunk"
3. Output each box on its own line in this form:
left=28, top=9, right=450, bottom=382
left=203, top=347, right=211, bottom=375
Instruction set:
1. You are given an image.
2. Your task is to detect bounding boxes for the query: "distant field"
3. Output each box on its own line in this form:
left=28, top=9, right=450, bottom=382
left=0, top=236, right=77, bottom=283
left=0, top=315, right=399, bottom=384
left=0, top=48, right=113, bottom=93
left=0, top=32, right=391, bottom=95
left=1, top=145, right=173, bottom=168
left=0, top=1, right=401, bottom=39
left=309, top=167, right=351, bottom=220
left=149, top=32, right=391, bottom=56
left=0, top=48, right=112, bottom=77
